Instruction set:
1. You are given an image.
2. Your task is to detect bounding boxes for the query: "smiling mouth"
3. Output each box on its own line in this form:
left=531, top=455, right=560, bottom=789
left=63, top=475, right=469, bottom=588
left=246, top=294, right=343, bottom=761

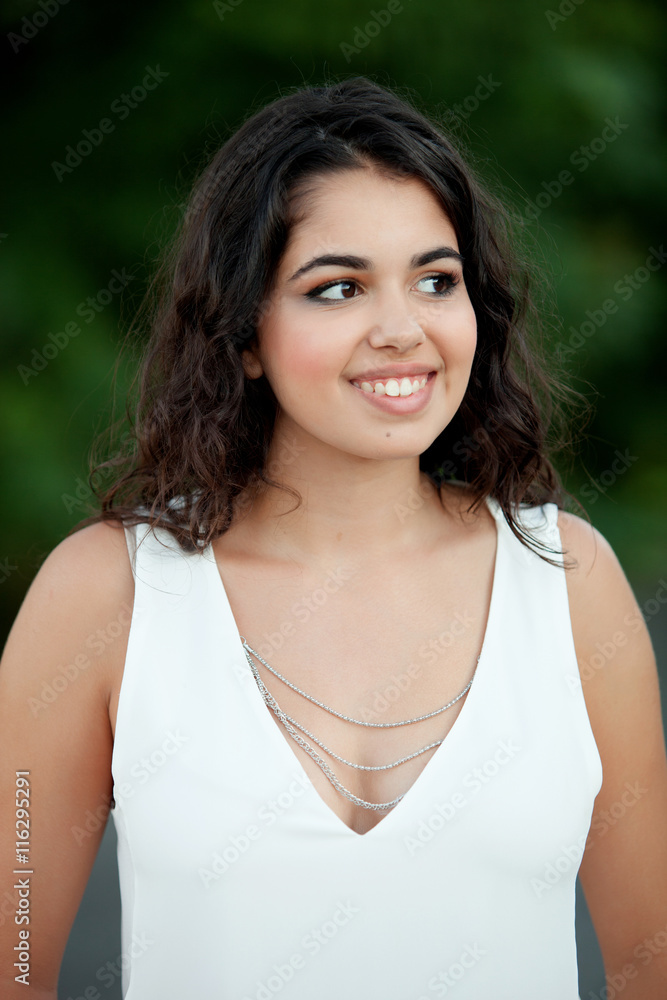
left=349, top=372, right=436, bottom=397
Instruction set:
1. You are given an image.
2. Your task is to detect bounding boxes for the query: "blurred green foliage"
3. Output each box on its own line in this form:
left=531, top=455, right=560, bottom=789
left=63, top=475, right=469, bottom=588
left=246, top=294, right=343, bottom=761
left=1, top=0, right=665, bottom=637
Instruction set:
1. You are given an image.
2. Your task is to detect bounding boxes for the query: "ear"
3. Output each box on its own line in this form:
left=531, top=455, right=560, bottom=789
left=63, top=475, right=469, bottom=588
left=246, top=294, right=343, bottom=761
left=241, top=348, right=263, bottom=379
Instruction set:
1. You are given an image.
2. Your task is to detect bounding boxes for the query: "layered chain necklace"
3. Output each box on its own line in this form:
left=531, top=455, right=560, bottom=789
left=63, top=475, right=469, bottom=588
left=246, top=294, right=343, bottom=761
left=240, top=636, right=479, bottom=813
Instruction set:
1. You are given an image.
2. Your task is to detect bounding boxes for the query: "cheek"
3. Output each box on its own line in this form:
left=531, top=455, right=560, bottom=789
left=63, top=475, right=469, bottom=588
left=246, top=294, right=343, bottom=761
left=439, top=302, right=478, bottom=367
left=259, top=308, right=344, bottom=394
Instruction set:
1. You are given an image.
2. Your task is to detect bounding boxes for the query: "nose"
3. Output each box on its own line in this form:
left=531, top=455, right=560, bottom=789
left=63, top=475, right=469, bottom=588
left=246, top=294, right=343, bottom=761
left=366, top=286, right=426, bottom=351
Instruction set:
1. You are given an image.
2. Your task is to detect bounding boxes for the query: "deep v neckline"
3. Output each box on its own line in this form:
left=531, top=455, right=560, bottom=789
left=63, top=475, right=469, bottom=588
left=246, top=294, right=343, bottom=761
left=205, top=496, right=504, bottom=839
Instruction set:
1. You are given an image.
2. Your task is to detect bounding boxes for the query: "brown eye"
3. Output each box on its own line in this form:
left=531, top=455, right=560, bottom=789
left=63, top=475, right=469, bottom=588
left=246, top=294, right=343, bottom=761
left=416, top=273, right=459, bottom=296
left=306, top=280, right=359, bottom=302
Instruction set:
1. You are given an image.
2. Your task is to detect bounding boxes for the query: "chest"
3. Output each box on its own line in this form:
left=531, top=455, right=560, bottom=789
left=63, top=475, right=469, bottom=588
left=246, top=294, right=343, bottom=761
left=211, top=533, right=497, bottom=834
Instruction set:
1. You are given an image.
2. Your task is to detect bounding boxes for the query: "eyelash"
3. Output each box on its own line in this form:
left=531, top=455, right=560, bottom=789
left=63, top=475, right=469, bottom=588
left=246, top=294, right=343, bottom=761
left=304, top=271, right=461, bottom=303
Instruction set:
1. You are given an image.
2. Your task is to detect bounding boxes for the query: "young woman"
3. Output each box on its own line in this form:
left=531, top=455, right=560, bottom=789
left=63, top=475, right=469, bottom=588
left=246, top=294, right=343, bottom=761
left=1, top=76, right=666, bottom=999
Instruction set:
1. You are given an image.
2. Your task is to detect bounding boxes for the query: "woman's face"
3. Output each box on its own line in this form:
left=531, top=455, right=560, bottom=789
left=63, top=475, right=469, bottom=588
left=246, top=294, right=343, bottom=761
left=242, top=166, right=478, bottom=463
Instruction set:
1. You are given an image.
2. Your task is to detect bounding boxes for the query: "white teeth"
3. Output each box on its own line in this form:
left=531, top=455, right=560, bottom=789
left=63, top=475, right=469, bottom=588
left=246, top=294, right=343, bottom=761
left=356, top=375, right=428, bottom=397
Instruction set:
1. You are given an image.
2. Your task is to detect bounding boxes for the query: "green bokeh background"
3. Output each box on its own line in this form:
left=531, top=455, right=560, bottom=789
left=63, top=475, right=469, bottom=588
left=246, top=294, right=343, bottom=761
left=1, top=0, right=665, bottom=996
left=1, top=0, right=665, bottom=618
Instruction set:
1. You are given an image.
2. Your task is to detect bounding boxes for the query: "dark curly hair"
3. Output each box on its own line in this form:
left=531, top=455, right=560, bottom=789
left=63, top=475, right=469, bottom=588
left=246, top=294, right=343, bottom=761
left=74, top=75, right=579, bottom=561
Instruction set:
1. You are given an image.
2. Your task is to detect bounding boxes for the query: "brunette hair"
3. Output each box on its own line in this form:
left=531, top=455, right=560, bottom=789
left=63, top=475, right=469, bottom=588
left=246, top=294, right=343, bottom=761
left=76, top=75, right=579, bottom=559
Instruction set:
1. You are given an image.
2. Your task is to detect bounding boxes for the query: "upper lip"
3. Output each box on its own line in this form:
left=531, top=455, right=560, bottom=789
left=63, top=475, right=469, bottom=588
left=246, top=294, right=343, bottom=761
left=349, top=366, right=437, bottom=382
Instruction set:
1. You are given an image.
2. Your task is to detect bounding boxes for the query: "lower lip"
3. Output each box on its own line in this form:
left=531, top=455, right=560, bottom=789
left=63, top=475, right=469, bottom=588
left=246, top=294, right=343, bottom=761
left=347, top=372, right=437, bottom=414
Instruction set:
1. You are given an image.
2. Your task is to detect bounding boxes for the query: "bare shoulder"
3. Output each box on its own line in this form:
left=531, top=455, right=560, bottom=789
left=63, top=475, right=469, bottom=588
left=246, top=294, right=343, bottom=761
left=557, top=507, right=615, bottom=576
left=555, top=509, right=646, bottom=651
left=30, top=517, right=133, bottom=600
left=555, top=508, right=656, bottom=701
left=21, top=518, right=132, bottom=610
left=2, top=519, right=135, bottom=704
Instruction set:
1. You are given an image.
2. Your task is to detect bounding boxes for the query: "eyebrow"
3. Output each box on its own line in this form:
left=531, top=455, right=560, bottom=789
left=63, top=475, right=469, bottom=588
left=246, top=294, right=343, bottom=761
left=287, top=246, right=464, bottom=282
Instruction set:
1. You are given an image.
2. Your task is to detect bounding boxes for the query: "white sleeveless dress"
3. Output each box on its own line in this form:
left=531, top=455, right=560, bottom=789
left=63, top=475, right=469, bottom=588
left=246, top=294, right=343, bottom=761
left=110, top=498, right=602, bottom=999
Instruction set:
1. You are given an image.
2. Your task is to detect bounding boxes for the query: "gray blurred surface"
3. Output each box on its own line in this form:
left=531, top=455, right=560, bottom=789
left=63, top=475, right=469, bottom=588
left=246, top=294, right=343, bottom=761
left=58, top=820, right=121, bottom=1000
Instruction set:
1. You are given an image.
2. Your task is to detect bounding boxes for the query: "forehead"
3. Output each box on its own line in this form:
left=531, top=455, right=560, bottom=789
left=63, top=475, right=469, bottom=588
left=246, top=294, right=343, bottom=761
left=283, top=167, right=457, bottom=256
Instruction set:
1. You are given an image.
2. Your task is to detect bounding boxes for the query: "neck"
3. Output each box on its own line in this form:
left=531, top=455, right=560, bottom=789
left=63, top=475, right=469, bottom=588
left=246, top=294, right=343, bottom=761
left=230, top=424, right=453, bottom=567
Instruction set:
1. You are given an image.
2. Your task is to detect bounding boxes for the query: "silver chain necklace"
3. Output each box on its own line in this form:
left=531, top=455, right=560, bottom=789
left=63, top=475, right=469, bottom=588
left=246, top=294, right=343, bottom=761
left=240, top=637, right=478, bottom=813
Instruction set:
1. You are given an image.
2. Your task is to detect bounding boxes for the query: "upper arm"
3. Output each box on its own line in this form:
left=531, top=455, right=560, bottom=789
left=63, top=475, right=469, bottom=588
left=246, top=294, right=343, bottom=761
left=559, top=511, right=667, bottom=982
left=0, top=520, right=134, bottom=996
